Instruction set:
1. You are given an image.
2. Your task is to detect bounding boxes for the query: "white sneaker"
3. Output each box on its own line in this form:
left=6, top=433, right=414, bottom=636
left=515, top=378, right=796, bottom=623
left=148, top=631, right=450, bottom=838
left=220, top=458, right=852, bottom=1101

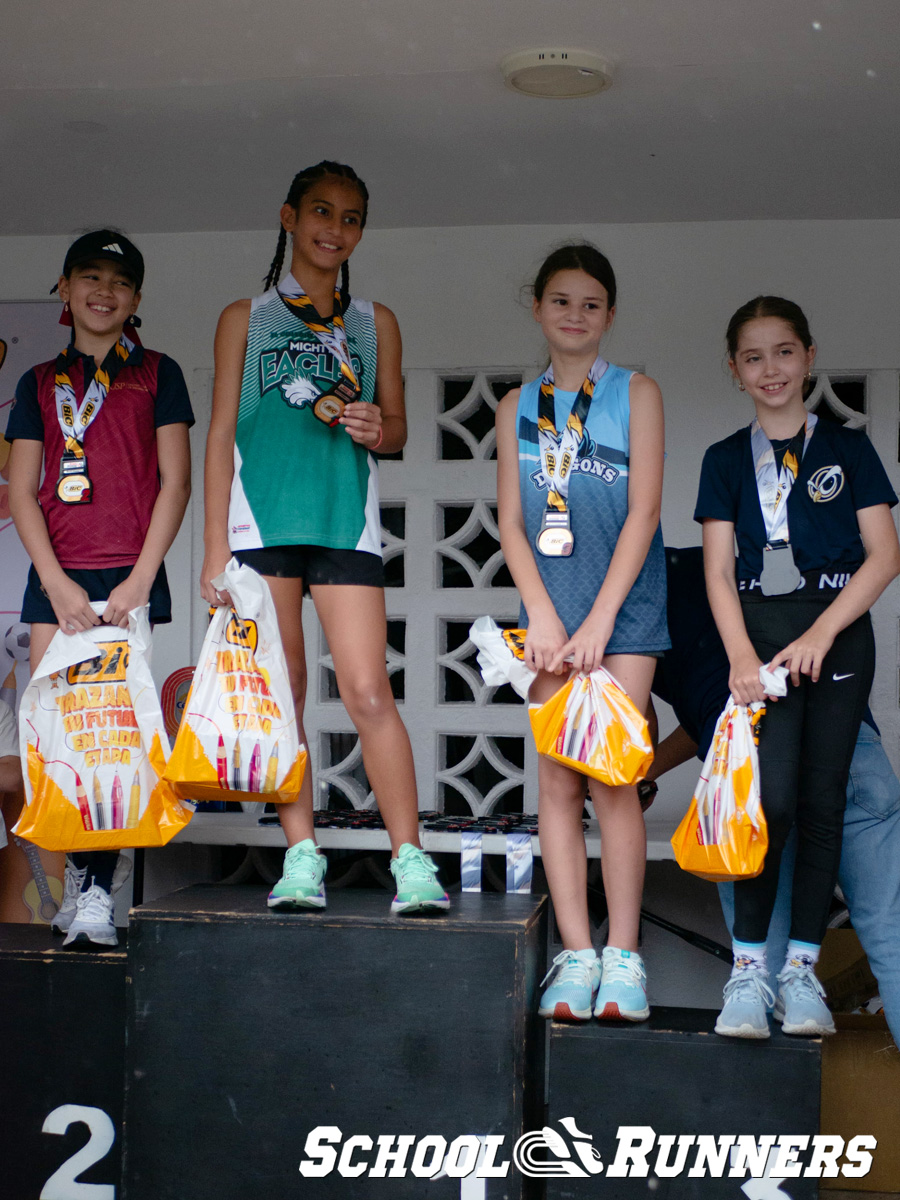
left=64, top=882, right=118, bottom=948
left=51, top=857, right=88, bottom=934
left=53, top=853, right=132, bottom=936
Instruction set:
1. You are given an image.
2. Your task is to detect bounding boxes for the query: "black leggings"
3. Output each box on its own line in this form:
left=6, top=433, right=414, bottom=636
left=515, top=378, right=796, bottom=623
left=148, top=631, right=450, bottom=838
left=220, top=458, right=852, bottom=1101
left=733, top=595, right=874, bottom=946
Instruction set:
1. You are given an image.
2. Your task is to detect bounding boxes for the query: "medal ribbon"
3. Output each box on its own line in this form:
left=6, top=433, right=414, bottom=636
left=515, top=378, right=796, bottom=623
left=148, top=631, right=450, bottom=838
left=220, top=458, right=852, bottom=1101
left=537, top=355, right=608, bottom=513
left=277, top=273, right=360, bottom=397
left=54, top=333, right=136, bottom=457
left=750, top=412, right=817, bottom=544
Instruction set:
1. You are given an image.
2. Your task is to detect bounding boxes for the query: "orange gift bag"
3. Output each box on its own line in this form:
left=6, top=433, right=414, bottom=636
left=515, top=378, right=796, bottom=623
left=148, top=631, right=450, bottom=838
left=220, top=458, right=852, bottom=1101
left=529, top=668, right=653, bottom=786
left=670, top=700, right=769, bottom=881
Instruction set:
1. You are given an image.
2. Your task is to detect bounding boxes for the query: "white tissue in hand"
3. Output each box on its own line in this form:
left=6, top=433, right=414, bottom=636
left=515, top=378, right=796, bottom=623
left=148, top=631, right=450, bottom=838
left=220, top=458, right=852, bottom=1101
left=759, top=663, right=789, bottom=696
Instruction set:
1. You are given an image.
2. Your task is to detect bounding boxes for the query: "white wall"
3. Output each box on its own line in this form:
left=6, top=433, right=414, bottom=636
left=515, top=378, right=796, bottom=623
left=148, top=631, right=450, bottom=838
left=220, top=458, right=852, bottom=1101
left=3, top=216, right=900, bottom=745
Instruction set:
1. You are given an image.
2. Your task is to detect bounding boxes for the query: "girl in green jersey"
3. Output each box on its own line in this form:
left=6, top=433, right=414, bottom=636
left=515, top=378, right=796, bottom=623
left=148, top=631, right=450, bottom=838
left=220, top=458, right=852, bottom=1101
left=201, top=161, right=447, bottom=914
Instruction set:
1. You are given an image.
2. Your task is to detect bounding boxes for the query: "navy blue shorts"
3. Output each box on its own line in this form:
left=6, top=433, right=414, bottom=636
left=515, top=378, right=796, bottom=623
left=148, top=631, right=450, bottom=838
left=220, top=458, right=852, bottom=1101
left=21, top=563, right=172, bottom=625
left=233, top=545, right=384, bottom=588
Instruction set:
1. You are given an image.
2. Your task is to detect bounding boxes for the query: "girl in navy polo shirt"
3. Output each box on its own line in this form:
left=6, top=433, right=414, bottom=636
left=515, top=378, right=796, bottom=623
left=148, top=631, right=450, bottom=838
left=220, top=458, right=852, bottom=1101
left=696, top=296, right=900, bottom=1038
left=7, top=230, right=194, bottom=947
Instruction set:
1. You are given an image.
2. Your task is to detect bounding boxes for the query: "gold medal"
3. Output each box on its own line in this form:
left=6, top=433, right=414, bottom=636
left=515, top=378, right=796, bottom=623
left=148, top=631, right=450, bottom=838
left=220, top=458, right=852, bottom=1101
left=53, top=333, right=136, bottom=508
left=56, top=454, right=92, bottom=505
left=278, top=281, right=362, bottom=429
left=313, top=395, right=346, bottom=426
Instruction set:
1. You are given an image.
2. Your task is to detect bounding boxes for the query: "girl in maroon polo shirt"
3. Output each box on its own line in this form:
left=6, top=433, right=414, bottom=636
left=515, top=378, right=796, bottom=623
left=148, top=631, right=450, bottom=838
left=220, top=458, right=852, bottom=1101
left=6, top=229, right=194, bottom=947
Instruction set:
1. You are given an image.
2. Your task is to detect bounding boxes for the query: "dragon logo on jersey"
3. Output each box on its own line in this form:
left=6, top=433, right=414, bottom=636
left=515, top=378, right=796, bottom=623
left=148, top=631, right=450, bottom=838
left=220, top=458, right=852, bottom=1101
left=259, top=342, right=364, bottom=413
left=807, top=465, right=844, bottom=503
left=530, top=429, right=622, bottom=489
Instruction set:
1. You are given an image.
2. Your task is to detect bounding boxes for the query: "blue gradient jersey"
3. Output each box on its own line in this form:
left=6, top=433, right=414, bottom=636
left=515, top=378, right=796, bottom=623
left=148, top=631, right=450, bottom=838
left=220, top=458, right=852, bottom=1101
left=516, top=363, right=669, bottom=651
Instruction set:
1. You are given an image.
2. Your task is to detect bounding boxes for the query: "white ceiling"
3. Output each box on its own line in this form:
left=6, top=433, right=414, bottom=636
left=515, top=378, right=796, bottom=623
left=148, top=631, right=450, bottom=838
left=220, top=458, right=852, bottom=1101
left=3, top=0, right=900, bottom=234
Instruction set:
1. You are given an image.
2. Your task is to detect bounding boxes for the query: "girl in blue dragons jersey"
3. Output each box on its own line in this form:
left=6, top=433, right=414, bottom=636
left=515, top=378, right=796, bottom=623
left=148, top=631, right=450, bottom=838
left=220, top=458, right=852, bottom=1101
left=496, top=244, right=668, bottom=1022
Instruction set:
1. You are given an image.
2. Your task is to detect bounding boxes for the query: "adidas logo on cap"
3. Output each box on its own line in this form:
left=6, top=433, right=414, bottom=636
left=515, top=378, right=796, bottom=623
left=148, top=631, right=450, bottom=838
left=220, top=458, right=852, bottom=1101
left=101, top=242, right=124, bottom=254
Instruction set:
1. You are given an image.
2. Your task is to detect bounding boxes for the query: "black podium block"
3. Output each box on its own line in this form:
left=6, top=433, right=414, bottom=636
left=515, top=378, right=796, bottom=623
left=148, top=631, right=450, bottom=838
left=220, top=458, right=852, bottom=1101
left=546, top=1007, right=821, bottom=1199
left=0, top=924, right=125, bottom=1199
left=123, top=885, right=547, bottom=1200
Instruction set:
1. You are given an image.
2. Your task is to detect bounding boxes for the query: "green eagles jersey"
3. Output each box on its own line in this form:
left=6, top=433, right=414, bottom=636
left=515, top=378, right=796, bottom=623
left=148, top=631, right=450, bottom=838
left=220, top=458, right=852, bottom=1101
left=228, top=279, right=381, bottom=554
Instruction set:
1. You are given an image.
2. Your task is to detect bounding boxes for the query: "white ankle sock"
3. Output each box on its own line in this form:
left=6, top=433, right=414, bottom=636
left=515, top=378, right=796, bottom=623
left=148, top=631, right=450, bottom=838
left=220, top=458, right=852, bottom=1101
left=732, top=940, right=767, bottom=973
left=785, top=940, right=820, bottom=970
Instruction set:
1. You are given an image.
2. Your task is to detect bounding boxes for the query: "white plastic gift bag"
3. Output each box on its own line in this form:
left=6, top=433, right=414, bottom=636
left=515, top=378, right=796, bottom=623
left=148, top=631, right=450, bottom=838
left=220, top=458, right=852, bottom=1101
left=15, top=604, right=192, bottom=852
left=164, top=560, right=307, bottom=804
left=468, top=617, right=535, bottom=699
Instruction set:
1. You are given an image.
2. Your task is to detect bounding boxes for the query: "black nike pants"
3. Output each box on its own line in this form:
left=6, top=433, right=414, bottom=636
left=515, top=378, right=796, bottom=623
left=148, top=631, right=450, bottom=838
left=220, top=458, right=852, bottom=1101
left=733, top=594, right=875, bottom=946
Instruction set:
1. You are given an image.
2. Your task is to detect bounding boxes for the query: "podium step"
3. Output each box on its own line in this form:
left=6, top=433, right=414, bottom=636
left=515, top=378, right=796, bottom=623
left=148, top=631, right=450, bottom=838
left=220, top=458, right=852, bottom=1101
left=123, top=885, right=548, bottom=1199
left=0, top=924, right=125, bottom=1199
left=546, top=1007, right=821, bottom=1199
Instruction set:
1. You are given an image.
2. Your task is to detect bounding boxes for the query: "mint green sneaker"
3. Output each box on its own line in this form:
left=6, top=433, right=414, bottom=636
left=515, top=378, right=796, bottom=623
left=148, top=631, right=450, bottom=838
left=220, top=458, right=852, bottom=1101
left=389, top=843, right=450, bottom=914
left=267, top=839, right=327, bottom=910
left=594, top=947, right=650, bottom=1021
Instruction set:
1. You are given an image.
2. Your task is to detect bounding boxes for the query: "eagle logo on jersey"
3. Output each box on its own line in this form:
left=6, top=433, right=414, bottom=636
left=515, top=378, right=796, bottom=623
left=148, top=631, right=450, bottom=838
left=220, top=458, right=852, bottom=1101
left=281, top=373, right=319, bottom=410
left=807, top=465, right=844, bottom=503
left=260, top=343, right=364, bottom=412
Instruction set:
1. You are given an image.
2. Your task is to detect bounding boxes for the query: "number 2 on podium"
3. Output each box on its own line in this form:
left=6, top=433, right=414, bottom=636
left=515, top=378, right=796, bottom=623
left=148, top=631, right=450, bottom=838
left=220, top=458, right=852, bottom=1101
left=41, top=1104, right=115, bottom=1200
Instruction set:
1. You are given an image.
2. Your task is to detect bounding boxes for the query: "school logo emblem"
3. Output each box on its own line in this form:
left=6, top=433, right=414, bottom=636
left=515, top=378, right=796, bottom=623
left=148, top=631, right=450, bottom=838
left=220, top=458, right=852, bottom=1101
left=807, top=465, right=844, bottom=503
left=513, top=1119, right=604, bottom=1177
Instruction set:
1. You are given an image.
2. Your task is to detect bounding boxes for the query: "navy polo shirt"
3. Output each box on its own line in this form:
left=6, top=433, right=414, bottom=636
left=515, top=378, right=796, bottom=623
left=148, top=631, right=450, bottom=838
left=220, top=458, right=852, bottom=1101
left=694, top=420, right=897, bottom=581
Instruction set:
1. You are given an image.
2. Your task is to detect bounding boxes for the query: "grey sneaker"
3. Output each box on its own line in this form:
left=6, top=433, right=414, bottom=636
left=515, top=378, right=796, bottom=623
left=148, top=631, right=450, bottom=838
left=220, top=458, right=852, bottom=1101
left=774, top=964, right=835, bottom=1035
left=715, top=965, right=775, bottom=1038
left=51, top=857, right=87, bottom=934
left=64, top=882, right=118, bottom=948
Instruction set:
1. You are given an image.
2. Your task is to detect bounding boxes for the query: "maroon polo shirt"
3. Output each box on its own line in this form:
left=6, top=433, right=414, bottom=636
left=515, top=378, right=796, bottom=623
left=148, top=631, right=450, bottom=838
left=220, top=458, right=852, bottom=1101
left=5, top=345, right=194, bottom=569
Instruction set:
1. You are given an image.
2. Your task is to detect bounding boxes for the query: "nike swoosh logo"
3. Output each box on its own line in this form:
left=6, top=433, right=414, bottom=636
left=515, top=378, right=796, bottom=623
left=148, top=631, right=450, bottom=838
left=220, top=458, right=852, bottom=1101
left=832, top=673, right=854, bottom=681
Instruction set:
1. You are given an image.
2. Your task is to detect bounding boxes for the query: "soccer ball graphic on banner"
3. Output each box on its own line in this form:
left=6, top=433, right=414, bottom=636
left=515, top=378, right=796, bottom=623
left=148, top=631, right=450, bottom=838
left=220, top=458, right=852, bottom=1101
left=4, top=623, right=31, bottom=663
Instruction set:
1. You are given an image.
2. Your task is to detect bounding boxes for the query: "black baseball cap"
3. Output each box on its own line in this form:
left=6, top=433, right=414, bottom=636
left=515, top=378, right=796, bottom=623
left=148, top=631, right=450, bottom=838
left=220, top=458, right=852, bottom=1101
left=52, top=229, right=144, bottom=293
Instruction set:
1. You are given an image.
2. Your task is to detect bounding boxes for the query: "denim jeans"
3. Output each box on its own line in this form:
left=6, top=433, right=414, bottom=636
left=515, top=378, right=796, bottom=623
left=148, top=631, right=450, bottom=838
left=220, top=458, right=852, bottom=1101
left=718, top=723, right=900, bottom=1043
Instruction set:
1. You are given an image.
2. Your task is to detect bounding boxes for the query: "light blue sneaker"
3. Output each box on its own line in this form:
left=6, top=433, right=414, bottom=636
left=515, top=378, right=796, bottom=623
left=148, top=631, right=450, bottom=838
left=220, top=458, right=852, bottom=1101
left=774, top=964, right=835, bottom=1036
left=267, top=840, right=326, bottom=910
left=389, top=844, right=450, bottom=914
left=594, top=947, right=650, bottom=1021
left=715, top=963, right=775, bottom=1038
left=539, top=950, right=601, bottom=1021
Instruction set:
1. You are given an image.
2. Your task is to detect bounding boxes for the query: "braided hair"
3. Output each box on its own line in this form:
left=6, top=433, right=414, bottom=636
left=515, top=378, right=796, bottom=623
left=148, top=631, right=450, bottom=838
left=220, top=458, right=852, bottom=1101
left=263, top=161, right=370, bottom=312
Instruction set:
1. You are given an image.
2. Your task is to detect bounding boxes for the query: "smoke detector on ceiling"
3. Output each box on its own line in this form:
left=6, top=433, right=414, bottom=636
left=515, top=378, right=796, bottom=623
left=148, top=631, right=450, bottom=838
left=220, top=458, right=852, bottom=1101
left=500, top=48, right=612, bottom=99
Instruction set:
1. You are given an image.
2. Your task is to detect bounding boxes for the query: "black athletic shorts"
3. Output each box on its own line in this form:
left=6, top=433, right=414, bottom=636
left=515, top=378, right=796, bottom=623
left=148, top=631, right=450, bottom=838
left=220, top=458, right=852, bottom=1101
left=21, top=563, right=172, bottom=625
left=233, top=545, right=384, bottom=589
